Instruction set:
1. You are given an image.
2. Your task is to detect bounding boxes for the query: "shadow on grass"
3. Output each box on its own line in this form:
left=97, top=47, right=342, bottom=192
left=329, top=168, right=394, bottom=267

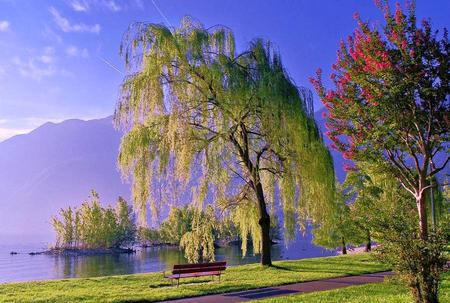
left=147, top=283, right=171, bottom=288
left=118, top=300, right=153, bottom=303
left=270, top=265, right=297, bottom=272
left=148, top=278, right=217, bottom=288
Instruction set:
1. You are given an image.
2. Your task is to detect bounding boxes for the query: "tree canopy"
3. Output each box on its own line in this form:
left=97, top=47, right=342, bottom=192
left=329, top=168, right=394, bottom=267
left=115, top=17, right=334, bottom=265
left=311, top=0, right=449, bottom=240
left=311, top=2, right=449, bottom=302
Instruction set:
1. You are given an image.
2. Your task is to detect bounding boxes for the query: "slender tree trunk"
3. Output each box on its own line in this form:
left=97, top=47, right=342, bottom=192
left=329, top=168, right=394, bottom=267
left=365, top=230, right=371, bottom=252
left=423, top=290, right=439, bottom=303
left=341, top=237, right=347, bottom=255
left=255, top=181, right=272, bottom=266
left=414, top=189, right=440, bottom=303
left=416, top=193, right=428, bottom=241
left=411, top=274, right=439, bottom=303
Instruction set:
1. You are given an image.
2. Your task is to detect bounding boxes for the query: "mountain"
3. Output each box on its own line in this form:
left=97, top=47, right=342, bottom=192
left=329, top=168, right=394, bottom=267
left=0, top=111, right=344, bottom=242
left=0, top=117, right=130, bottom=242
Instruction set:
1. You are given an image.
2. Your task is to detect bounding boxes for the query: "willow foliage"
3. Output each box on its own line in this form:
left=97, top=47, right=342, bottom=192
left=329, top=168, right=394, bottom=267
left=180, top=205, right=216, bottom=263
left=115, top=17, right=335, bottom=259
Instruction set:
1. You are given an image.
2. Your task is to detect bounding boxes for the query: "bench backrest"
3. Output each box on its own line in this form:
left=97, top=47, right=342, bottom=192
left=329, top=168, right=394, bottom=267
left=172, top=261, right=227, bottom=275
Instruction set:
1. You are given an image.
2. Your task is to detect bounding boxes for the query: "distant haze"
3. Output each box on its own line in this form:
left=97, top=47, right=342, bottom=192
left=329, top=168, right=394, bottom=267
left=0, top=109, right=344, bottom=242
left=0, top=116, right=130, bottom=242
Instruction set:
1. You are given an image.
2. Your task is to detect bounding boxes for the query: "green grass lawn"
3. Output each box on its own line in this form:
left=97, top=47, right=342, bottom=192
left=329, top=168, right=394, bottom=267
left=252, top=272, right=450, bottom=303
left=0, top=253, right=388, bottom=303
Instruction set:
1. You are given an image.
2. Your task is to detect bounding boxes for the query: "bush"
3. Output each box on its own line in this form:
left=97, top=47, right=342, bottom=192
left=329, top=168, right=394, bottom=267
left=137, top=227, right=162, bottom=245
left=51, top=191, right=136, bottom=249
left=368, top=188, right=449, bottom=303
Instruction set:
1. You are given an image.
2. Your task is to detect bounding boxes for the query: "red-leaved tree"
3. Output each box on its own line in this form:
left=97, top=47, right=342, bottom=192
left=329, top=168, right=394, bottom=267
left=311, top=1, right=449, bottom=302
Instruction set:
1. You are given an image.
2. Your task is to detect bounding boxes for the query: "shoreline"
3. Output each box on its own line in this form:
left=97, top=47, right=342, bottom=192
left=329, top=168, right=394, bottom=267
left=12, top=241, right=243, bottom=256
left=9, top=243, right=183, bottom=256
left=18, top=247, right=136, bottom=256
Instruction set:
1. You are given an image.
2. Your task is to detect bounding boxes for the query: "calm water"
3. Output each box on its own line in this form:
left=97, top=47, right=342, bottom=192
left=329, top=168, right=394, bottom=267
left=0, top=233, right=335, bottom=283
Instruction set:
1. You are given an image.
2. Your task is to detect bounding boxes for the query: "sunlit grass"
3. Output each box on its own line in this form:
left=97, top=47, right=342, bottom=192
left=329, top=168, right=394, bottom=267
left=0, top=253, right=388, bottom=303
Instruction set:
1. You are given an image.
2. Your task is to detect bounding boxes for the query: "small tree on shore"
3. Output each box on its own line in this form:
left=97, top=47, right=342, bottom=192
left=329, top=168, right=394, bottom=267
left=51, top=192, right=136, bottom=249
left=311, top=2, right=449, bottom=302
left=159, top=205, right=195, bottom=245
left=115, top=17, right=335, bottom=265
left=51, top=207, right=75, bottom=248
left=313, top=181, right=364, bottom=254
left=116, top=197, right=136, bottom=248
left=344, top=166, right=382, bottom=252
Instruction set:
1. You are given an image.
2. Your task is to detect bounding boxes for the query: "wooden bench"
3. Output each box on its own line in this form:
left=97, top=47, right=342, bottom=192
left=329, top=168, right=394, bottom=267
left=163, top=261, right=227, bottom=286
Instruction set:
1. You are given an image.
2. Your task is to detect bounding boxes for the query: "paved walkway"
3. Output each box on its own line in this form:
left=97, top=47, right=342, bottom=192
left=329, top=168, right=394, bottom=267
left=160, top=271, right=393, bottom=303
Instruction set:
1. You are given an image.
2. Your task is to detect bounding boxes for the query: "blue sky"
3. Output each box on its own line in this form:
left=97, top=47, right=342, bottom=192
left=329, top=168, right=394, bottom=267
left=0, top=0, right=448, bottom=141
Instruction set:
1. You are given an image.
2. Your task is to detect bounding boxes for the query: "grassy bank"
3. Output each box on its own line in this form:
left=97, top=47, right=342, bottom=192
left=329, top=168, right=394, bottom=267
left=252, top=271, right=450, bottom=303
left=0, top=253, right=388, bottom=303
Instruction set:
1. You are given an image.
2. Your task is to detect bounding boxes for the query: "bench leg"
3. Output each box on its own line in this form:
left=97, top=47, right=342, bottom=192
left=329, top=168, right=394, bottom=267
left=177, top=278, right=180, bottom=287
left=219, top=274, right=221, bottom=282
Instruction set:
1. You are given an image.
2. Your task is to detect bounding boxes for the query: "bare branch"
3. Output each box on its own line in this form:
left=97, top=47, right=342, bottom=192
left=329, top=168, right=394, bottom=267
left=386, top=149, right=417, bottom=192
left=429, top=156, right=450, bottom=178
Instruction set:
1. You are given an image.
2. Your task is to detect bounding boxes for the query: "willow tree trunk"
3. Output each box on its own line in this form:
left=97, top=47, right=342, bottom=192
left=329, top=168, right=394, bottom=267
left=255, top=181, right=272, bottom=266
left=341, top=237, right=347, bottom=255
left=365, top=230, right=371, bottom=252
left=233, top=128, right=272, bottom=266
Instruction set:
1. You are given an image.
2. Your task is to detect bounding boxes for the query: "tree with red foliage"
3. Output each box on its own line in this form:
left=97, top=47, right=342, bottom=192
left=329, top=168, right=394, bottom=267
left=311, top=1, right=449, bottom=302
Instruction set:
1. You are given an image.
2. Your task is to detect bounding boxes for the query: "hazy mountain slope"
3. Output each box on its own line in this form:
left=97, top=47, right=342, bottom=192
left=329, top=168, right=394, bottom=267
left=0, top=117, right=130, bottom=241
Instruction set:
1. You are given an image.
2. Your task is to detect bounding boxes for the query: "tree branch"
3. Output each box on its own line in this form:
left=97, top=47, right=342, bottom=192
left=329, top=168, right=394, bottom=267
left=429, top=156, right=450, bottom=178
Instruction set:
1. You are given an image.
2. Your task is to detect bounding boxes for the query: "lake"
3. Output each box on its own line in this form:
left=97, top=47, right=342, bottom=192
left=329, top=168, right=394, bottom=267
left=0, top=232, right=335, bottom=283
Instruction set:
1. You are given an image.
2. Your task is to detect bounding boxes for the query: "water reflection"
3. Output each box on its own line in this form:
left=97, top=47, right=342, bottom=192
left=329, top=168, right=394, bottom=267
left=1, top=233, right=336, bottom=283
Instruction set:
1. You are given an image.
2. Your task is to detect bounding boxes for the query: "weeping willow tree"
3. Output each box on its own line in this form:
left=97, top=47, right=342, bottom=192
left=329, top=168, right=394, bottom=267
left=115, top=17, right=335, bottom=266
left=180, top=205, right=216, bottom=263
